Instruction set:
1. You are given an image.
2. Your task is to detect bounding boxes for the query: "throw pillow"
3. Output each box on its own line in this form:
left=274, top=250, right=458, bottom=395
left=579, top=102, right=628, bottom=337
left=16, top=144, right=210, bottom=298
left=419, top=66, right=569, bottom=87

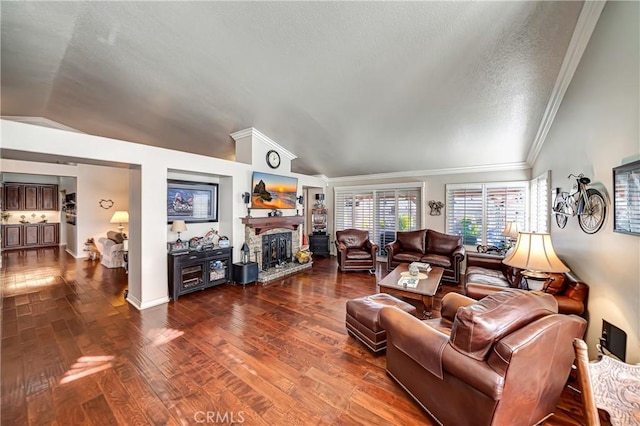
left=107, top=231, right=124, bottom=244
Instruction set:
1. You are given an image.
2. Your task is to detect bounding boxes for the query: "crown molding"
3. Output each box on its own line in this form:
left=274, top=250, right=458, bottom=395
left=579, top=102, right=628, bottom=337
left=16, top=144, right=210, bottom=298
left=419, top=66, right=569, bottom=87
left=230, top=127, right=297, bottom=160
left=1, top=116, right=84, bottom=133
left=526, top=1, right=606, bottom=166
left=328, top=161, right=530, bottom=183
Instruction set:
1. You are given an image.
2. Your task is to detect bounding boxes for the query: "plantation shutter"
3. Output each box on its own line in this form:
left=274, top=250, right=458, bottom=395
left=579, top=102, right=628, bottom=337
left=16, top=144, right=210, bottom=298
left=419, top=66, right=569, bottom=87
left=447, top=182, right=528, bottom=246
left=486, top=185, right=527, bottom=246
left=335, top=185, right=422, bottom=254
left=530, top=171, right=550, bottom=233
left=446, top=185, right=483, bottom=245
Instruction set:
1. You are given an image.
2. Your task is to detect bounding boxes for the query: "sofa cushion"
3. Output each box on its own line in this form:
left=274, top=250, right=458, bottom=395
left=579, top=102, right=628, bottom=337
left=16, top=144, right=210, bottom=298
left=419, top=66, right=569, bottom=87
left=450, top=290, right=558, bottom=361
left=465, top=266, right=510, bottom=287
left=397, top=230, right=426, bottom=254
left=107, top=231, right=125, bottom=244
left=394, top=251, right=423, bottom=263
left=421, top=253, right=452, bottom=268
left=426, top=230, right=462, bottom=256
left=345, top=249, right=372, bottom=260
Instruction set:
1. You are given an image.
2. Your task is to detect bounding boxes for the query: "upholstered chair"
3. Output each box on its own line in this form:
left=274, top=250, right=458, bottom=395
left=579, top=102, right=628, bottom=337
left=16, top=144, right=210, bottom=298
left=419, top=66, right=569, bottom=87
left=335, top=229, right=378, bottom=272
left=380, top=290, right=587, bottom=425
left=98, top=231, right=126, bottom=268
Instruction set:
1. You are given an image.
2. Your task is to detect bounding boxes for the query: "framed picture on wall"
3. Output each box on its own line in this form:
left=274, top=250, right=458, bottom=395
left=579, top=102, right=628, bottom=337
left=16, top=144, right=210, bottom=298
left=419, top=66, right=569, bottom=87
left=613, top=159, right=640, bottom=236
left=167, top=180, right=218, bottom=223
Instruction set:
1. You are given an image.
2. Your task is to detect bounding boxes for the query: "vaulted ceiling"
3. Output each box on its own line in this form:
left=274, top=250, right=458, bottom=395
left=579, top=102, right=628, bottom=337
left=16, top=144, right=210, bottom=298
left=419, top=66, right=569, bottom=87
left=1, top=1, right=588, bottom=178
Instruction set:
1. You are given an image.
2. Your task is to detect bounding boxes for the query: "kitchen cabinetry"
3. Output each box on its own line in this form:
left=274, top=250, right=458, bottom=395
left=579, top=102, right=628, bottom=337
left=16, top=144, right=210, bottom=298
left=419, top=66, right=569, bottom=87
left=1, top=223, right=60, bottom=250
left=168, top=247, right=232, bottom=301
left=3, top=183, right=58, bottom=211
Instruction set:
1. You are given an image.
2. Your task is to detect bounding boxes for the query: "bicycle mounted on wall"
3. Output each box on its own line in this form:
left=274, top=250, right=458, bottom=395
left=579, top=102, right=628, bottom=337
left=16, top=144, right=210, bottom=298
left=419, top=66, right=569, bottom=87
left=552, top=173, right=607, bottom=234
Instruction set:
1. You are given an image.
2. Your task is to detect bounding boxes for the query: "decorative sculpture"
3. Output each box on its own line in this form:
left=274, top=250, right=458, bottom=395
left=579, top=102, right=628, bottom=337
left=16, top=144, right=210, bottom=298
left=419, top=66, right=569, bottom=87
left=428, top=200, right=444, bottom=216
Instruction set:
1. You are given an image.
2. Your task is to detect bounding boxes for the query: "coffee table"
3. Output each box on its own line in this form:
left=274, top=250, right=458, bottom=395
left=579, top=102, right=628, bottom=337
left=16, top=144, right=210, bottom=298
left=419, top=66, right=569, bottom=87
left=377, top=263, right=444, bottom=318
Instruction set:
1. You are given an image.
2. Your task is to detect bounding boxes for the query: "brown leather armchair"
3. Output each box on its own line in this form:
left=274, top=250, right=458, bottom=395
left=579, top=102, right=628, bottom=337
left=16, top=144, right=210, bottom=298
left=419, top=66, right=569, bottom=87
left=385, top=229, right=465, bottom=284
left=380, top=290, right=587, bottom=426
left=335, top=229, right=378, bottom=272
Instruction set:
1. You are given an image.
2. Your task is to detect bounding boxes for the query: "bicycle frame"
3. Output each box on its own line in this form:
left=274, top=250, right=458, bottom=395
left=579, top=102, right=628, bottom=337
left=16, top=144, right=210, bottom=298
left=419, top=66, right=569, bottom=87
left=555, top=174, right=592, bottom=217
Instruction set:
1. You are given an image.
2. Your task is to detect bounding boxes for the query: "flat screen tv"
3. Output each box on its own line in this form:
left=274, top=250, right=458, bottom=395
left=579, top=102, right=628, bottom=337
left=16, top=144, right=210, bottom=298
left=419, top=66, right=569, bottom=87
left=251, top=171, right=298, bottom=209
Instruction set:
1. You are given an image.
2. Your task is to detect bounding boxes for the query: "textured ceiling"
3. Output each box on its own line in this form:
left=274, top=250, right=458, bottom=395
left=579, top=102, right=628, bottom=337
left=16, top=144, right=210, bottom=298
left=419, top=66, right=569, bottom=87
left=1, top=1, right=584, bottom=177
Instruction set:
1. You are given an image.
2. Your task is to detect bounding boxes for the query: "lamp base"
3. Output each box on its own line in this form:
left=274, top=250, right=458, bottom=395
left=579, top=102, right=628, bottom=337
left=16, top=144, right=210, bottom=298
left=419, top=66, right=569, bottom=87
left=521, top=270, right=551, bottom=279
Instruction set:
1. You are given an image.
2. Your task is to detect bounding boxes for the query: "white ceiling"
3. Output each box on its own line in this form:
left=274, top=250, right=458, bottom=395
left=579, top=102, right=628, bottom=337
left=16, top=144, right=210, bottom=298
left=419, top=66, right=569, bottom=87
left=1, top=1, right=587, bottom=178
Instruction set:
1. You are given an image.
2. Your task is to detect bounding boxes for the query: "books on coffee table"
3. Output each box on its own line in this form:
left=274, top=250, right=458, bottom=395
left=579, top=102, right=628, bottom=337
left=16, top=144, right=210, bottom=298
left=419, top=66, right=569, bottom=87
left=397, top=277, right=419, bottom=288
left=410, top=262, right=432, bottom=272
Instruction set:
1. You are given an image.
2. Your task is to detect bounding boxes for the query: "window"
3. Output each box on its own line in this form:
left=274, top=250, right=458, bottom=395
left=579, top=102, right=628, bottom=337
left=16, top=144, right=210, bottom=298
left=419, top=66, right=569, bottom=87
left=530, top=171, right=550, bottom=233
left=446, top=182, right=528, bottom=247
left=335, top=184, right=422, bottom=253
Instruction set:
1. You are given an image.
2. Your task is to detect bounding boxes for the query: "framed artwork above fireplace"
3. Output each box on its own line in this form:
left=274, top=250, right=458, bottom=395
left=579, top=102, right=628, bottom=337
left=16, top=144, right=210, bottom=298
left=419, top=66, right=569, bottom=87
left=167, top=180, right=218, bottom=223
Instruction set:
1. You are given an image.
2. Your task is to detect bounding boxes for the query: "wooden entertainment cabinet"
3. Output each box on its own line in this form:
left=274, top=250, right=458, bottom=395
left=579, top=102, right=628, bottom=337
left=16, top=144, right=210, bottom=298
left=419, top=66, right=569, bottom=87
left=167, top=246, right=232, bottom=300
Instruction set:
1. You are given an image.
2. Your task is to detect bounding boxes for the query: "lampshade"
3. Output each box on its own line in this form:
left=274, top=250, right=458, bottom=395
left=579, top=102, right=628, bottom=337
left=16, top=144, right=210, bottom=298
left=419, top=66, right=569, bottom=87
left=502, top=232, right=569, bottom=278
left=501, top=221, right=519, bottom=239
left=171, top=220, right=187, bottom=233
left=315, top=194, right=325, bottom=201
left=110, top=211, right=129, bottom=225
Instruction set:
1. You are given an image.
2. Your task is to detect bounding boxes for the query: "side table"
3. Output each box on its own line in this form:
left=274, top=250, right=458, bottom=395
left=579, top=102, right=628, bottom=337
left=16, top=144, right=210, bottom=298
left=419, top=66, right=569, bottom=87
left=233, top=262, right=259, bottom=285
left=309, top=234, right=330, bottom=257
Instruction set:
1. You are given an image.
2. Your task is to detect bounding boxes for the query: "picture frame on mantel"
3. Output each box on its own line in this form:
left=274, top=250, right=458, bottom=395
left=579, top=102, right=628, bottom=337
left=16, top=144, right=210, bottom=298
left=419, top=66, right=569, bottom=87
left=613, top=159, right=640, bottom=236
left=167, top=180, right=219, bottom=223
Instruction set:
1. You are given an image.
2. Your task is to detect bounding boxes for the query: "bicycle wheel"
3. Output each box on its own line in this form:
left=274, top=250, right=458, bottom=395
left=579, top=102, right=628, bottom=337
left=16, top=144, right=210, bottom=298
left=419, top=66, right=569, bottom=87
left=578, top=189, right=606, bottom=234
left=553, top=198, right=568, bottom=229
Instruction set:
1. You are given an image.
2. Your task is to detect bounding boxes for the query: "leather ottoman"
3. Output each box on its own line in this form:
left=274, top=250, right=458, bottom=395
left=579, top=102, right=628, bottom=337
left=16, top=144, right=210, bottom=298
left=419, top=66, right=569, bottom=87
left=346, top=293, right=417, bottom=352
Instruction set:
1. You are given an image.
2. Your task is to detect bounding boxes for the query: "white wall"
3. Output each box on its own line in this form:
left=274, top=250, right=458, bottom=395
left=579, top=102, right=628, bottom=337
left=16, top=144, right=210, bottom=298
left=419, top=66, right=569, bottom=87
left=532, top=1, right=639, bottom=363
left=77, top=164, right=129, bottom=256
left=1, top=120, right=326, bottom=310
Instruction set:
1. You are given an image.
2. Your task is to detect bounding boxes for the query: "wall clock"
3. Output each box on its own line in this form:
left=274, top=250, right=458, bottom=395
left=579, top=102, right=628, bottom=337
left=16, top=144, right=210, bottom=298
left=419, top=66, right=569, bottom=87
left=266, top=150, right=281, bottom=169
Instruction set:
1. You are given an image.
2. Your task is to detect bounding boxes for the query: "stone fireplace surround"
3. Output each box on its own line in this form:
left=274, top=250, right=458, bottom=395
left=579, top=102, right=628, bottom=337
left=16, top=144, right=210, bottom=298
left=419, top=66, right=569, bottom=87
left=242, top=216, right=312, bottom=284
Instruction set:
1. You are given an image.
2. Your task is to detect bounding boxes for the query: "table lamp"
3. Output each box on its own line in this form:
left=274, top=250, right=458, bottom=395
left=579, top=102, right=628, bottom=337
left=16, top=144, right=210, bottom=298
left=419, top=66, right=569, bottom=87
left=501, top=221, right=519, bottom=249
left=171, top=220, right=187, bottom=242
left=502, top=232, right=569, bottom=289
left=110, top=210, right=129, bottom=233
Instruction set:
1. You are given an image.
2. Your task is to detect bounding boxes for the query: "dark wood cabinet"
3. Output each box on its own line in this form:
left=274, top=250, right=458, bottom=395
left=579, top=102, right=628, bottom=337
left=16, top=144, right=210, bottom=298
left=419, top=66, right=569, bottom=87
left=3, top=225, right=22, bottom=249
left=168, top=247, right=232, bottom=301
left=4, top=184, right=23, bottom=210
left=40, top=185, right=58, bottom=210
left=24, top=224, right=40, bottom=246
left=2, top=183, right=58, bottom=211
left=309, top=234, right=330, bottom=257
left=1, top=223, right=59, bottom=250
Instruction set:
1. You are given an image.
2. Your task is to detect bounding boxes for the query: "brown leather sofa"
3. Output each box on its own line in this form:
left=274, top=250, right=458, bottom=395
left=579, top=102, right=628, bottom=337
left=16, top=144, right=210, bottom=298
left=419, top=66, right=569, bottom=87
left=465, top=252, right=588, bottom=315
left=385, top=229, right=465, bottom=284
left=335, top=229, right=378, bottom=272
left=379, top=290, right=587, bottom=426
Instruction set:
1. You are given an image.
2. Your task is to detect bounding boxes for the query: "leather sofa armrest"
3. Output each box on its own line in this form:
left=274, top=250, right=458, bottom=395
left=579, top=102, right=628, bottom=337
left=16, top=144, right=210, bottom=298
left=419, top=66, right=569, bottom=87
left=385, top=241, right=400, bottom=257
left=440, top=293, right=476, bottom=322
left=380, top=306, right=449, bottom=379
left=364, top=240, right=379, bottom=256
left=452, top=245, right=466, bottom=260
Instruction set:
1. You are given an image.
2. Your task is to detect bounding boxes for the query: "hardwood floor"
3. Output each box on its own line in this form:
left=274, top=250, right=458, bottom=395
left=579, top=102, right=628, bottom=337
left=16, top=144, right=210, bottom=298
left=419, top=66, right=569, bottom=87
left=1, top=247, right=599, bottom=425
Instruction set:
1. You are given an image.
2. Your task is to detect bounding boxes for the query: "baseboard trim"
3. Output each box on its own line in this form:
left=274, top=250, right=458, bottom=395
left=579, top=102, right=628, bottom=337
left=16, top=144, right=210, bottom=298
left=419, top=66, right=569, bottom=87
left=126, top=294, right=170, bottom=311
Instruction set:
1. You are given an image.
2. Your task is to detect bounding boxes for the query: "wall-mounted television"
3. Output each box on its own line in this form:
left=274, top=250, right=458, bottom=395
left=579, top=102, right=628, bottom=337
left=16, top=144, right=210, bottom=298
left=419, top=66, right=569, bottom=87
left=251, top=171, right=298, bottom=209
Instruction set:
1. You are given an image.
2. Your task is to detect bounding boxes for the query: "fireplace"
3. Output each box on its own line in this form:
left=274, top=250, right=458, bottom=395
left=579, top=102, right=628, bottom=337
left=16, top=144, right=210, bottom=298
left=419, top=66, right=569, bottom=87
left=261, top=232, right=292, bottom=270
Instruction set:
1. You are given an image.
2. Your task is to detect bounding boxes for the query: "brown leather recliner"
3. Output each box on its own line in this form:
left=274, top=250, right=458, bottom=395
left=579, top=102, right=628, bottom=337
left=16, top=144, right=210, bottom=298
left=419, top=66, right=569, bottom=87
left=335, top=229, right=379, bottom=272
left=379, top=290, right=587, bottom=426
left=385, top=229, right=465, bottom=284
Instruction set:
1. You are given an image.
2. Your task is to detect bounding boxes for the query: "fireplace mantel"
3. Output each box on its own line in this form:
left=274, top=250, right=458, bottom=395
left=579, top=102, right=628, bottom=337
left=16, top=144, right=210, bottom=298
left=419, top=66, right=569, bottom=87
left=241, top=216, right=305, bottom=235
